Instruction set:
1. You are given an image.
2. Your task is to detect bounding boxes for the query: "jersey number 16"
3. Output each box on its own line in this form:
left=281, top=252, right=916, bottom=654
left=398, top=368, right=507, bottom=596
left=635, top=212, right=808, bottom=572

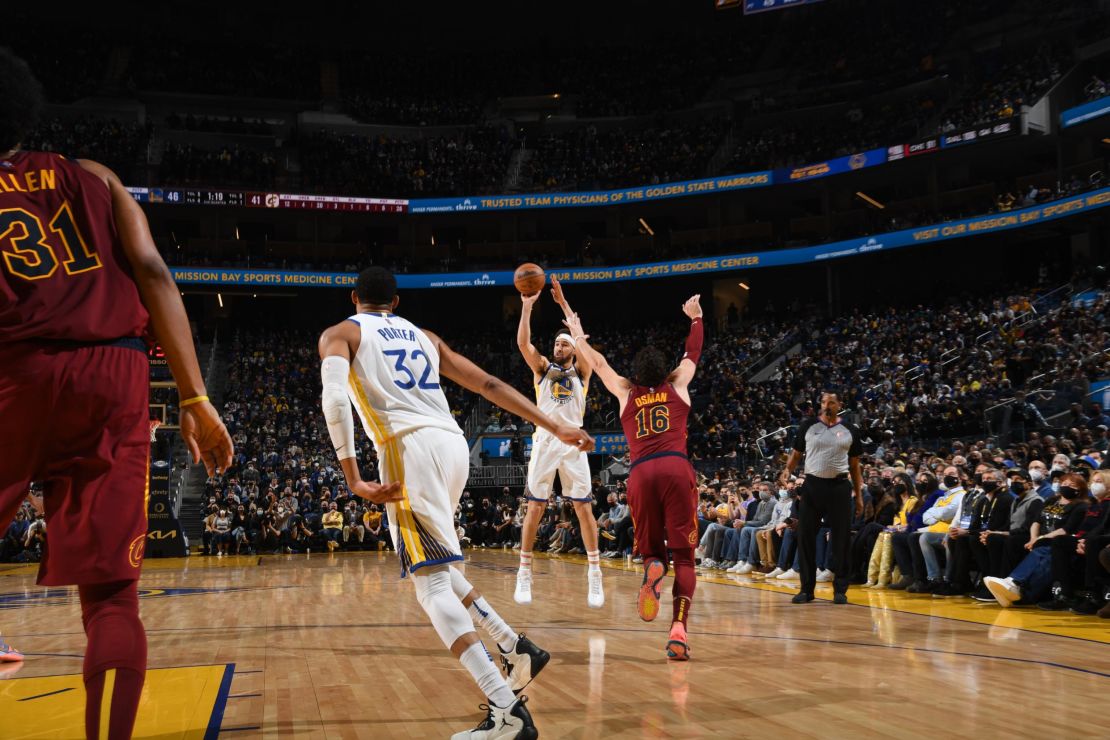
left=634, top=404, right=670, bottom=439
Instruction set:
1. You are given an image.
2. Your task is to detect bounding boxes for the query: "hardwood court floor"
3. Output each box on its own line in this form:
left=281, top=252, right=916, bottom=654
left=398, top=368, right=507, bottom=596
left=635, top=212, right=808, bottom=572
left=2, top=549, right=1108, bottom=739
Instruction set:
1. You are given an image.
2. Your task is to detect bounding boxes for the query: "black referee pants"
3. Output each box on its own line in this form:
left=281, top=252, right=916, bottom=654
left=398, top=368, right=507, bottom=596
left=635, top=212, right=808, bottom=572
left=798, top=474, right=853, bottom=595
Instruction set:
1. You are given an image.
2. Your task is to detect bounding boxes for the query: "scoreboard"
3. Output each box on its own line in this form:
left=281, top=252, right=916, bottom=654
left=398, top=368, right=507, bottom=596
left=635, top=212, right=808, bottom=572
left=128, top=187, right=407, bottom=213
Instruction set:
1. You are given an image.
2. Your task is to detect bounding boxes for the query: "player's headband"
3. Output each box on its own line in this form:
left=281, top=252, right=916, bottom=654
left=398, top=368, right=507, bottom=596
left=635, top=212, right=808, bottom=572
left=556, top=332, right=576, bottom=347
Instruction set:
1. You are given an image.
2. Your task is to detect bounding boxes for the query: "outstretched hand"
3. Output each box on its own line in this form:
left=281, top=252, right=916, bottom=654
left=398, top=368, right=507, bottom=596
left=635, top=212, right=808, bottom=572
left=562, top=313, right=587, bottom=341
left=550, top=275, right=566, bottom=306
left=521, top=291, right=540, bottom=308
left=682, top=295, right=703, bottom=320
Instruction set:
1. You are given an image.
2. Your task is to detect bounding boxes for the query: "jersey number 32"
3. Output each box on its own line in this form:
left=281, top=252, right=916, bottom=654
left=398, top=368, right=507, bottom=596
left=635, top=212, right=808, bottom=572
left=383, top=349, right=440, bottom=390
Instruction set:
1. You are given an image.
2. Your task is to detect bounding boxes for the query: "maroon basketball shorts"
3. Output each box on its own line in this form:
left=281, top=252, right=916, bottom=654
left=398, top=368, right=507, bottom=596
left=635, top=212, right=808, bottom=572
left=0, top=339, right=150, bottom=585
left=627, top=452, right=698, bottom=560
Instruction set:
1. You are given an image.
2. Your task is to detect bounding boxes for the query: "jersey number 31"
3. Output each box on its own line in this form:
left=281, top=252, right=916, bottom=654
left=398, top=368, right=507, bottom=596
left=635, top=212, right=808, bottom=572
left=0, top=203, right=101, bottom=281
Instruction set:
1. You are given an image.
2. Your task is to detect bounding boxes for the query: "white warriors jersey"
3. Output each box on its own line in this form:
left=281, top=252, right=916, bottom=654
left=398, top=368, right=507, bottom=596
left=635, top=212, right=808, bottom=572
left=346, top=312, right=463, bottom=444
left=534, top=361, right=587, bottom=431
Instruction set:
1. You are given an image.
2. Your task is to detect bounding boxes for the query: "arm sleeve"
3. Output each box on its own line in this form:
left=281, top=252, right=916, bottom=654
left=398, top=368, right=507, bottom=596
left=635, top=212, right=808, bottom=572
left=321, top=356, right=357, bottom=461
left=793, top=419, right=812, bottom=454
left=682, top=318, right=704, bottom=365
left=848, top=425, right=864, bottom=457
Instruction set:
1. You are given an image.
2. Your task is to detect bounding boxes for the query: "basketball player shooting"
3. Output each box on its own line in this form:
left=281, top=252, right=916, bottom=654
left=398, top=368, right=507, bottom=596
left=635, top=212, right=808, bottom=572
left=514, top=279, right=604, bottom=608
left=0, top=50, right=233, bottom=739
left=318, top=267, right=594, bottom=739
left=561, top=295, right=703, bottom=661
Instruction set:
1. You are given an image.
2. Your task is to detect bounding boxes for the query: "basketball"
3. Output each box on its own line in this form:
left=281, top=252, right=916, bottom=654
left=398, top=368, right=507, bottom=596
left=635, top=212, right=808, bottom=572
left=715, top=504, right=730, bottom=519
left=514, top=263, right=546, bottom=296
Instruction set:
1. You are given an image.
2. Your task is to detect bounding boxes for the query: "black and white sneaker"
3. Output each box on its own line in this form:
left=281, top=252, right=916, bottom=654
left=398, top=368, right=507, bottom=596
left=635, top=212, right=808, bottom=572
left=450, top=695, right=538, bottom=739
left=499, top=633, right=550, bottom=695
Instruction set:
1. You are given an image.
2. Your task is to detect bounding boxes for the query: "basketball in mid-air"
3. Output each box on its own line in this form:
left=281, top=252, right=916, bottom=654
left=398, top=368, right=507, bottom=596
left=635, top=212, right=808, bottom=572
left=514, top=263, right=546, bottom=296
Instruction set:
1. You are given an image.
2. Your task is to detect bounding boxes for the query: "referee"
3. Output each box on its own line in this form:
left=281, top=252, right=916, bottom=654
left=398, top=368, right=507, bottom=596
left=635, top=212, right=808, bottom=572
left=780, top=391, right=864, bottom=605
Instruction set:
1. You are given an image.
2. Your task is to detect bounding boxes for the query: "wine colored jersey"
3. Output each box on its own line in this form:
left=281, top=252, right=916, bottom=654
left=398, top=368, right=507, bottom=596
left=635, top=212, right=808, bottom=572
left=0, top=150, right=148, bottom=344
left=620, top=382, right=690, bottom=462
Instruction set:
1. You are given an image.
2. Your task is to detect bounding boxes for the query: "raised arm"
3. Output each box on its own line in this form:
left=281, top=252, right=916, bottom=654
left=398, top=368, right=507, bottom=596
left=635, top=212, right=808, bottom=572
left=426, top=329, right=595, bottom=452
left=562, top=313, right=631, bottom=403
left=318, top=321, right=403, bottom=504
left=667, top=295, right=703, bottom=397
left=550, top=276, right=593, bottom=378
left=516, top=292, right=546, bottom=377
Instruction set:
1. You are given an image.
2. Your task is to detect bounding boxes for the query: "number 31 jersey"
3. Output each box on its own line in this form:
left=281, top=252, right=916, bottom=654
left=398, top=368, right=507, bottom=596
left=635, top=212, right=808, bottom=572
left=0, top=151, right=149, bottom=343
left=347, top=312, right=463, bottom=445
left=619, top=381, right=690, bottom=463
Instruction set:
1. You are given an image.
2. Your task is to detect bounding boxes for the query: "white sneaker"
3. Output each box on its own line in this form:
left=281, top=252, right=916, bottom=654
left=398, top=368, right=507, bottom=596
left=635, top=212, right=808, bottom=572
left=736, top=563, right=754, bottom=574
left=765, top=567, right=784, bottom=579
left=514, top=569, right=533, bottom=605
left=816, top=569, right=833, bottom=583
left=726, top=562, right=745, bottom=573
left=587, top=569, right=604, bottom=608
left=776, top=569, right=800, bottom=580
left=983, top=576, right=1021, bottom=608
left=702, top=559, right=717, bottom=569
left=451, top=696, right=537, bottom=739
left=695, top=546, right=706, bottom=562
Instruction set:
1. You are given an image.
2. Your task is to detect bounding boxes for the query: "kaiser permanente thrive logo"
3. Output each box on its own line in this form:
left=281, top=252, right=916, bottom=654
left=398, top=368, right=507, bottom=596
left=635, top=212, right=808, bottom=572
left=473, top=273, right=496, bottom=286
left=455, top=198, right=478, bottom=212
left=859, top=237, right=883, bottom=252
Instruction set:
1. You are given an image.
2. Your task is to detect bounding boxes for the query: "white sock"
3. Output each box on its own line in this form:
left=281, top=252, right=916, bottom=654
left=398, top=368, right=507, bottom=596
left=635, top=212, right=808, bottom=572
left=519, top=551, right=533, bottom=571
left=467, top=597, right=518, bottom=654
left=459, top=642, right=516, bottom=709
left=587, top=549, right=600, bottom=572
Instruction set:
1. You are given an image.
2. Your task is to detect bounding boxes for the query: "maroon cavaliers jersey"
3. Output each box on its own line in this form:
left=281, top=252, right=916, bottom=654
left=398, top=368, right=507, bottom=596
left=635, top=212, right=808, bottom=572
left=620, top=382, right=690, bottom=462
left=0, top=150, right=148, bottom=343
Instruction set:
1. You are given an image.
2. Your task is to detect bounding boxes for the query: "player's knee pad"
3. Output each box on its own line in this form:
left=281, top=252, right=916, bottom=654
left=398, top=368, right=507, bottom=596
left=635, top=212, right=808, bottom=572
left=412, top=567, right=474, bottom=648
left=448, top=564, right=475, bottom=602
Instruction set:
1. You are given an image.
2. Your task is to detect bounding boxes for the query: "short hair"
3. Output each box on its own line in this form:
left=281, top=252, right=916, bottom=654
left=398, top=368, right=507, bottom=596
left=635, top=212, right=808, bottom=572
left=356, top=266, right=397, bottom=305
left=631, top=347, right=668, bottom=388
left=820, top=390, right=840, bottom=402
left=0, top=48, right=44, bottom=152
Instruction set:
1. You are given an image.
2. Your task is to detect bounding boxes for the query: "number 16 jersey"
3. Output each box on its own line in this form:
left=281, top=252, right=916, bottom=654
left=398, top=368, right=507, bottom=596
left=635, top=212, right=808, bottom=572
left=619, top=381, right=690, bottom=462
left=346, top=312, right=463, bottom=445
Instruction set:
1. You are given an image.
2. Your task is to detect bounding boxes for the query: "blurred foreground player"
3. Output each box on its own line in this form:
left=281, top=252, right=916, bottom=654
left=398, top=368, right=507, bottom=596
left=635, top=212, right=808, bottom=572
left=318, top=267, right=593, bottom=738
left=0, top=50, right=233, bottom=739
left=561, top=295, right=703, bottom=660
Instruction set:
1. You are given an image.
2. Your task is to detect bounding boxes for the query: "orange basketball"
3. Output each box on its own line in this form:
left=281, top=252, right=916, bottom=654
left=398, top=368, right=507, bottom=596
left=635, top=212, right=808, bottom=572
left=513, top=263, right=546, bottom=296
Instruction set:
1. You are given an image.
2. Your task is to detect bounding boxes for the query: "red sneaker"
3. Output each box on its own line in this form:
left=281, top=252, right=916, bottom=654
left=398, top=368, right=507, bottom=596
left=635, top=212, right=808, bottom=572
left=666, top=622, right=690, bottom=661
left=0, top=635, right=23, bottom=663
left=637, top=558, right=666, bottom=622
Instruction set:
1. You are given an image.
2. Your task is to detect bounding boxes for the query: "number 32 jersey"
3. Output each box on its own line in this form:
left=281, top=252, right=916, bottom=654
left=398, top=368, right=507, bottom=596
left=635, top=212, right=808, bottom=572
left=346, top=312, right=463, bottom=445
left=620, top=381, right=690, bottom=462
left=0, top=151, right=149, bottom=343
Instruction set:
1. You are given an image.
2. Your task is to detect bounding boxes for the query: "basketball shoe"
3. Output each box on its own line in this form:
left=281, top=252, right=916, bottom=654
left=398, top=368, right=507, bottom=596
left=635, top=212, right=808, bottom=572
left=0, top=634, right=22, bottom=663
left=451, top=695, right=538, bottom=739
left=666, top=622, right=690, bottom=661
left=587, top=569, right=604, bottom=608
left=500, top=633, right=550, bottom=696
left=637, top=557, right=666, bottom=622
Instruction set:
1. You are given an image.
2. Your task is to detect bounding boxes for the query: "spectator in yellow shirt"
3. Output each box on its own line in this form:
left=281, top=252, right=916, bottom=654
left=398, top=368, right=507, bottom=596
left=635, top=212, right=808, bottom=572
left=321, top=503, right=344, bottom=552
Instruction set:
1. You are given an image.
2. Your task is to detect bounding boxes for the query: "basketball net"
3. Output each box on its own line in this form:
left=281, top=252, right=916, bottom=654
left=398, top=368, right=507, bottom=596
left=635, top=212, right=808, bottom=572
left=149, top=419, right=162, bottom=443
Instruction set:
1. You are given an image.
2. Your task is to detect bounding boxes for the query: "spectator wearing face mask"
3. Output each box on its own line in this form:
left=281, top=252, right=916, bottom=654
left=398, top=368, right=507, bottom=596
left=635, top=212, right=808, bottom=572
left=213, top=509, right=232, bottom=557
left=890, top=472, right=942, bottom=590
left=363, top=504, right=388, bottom=550
left=727, top=484, right=776, bottom=574
left=1038, top=470, right=1110, bottom=612
left=938, top=468, right=1014, bottom=597
left=965, top=470, right=1035, bottom=600
left=321, top=503, right=344, bottom=551
left=861, top=473, right=917, bottom=588
left=1028, top=460, right=1052, bottom=499
left=908, top=466, right=966, bottom=593
left=202, top=505, right=219, bottom=556
left=984, top=473, right=1092, bottom=607
left=343, top=502, right=365, bottom=549
left=753, top=485, right=796, bottom=573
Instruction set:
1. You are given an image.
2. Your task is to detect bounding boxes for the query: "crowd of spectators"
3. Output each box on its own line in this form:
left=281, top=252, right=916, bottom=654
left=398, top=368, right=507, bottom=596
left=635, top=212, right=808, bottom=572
left=931, top=44, right=1067, bottom=134
left=22, top=117, right=150, bottom=181
left=160, top=143, right=278, bottom=188
left=521, top=119, right=726, bottom=192
left=299, top=128, right=512, bottom=197
left=164, top=113, right=274, bottom=136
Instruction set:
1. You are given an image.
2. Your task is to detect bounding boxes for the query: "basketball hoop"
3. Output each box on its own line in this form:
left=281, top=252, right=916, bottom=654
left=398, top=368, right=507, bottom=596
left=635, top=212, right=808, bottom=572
left=149, top=419, right=162, bottom=443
